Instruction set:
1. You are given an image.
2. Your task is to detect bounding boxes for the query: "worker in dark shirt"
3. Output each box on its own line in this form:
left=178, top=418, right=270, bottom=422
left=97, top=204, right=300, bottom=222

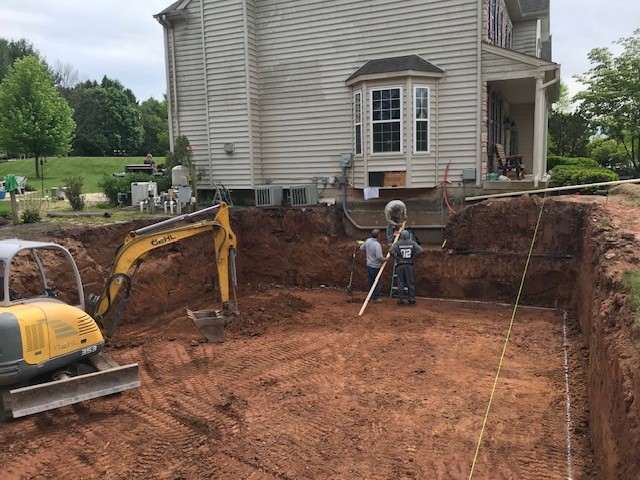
left=388, top=230, right=423, bottom=306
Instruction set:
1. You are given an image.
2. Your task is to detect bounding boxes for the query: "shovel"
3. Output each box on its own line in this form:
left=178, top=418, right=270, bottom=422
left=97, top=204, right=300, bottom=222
left=346, top=244, right=358, bottom=295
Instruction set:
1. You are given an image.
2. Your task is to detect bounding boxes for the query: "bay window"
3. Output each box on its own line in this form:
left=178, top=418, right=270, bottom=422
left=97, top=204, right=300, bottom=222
left=370, top=87, right=402, bottom=153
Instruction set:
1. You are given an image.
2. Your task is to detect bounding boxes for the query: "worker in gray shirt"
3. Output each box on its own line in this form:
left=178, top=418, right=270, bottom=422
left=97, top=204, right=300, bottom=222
left=360, top=229, right=386, bottom=303
left=384, top=199, right=407, bottom=244
left=389, top=230, right=423, bottom=306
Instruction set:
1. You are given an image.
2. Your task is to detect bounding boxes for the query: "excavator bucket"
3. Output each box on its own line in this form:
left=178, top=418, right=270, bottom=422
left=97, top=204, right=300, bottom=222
left=1, top=354, right=139, bottom=419
left=187, top=304, right=237, bottom=343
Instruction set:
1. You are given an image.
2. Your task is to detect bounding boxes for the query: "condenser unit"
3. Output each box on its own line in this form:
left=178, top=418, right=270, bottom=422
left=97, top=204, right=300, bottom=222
left=255, top=185, right=283, bottom=207
left=289, top=184, right=318, bottom=207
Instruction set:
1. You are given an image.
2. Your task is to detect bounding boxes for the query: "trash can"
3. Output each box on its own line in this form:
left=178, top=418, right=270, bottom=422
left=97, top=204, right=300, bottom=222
left=0, top=190, right=6, bottom=200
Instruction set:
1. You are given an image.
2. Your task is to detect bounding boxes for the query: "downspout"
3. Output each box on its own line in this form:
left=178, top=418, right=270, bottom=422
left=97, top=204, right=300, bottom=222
left=158, top=15, right=175, bottom=151
left=242, top=0, right=256, bottom=189
left=158, top=14, right=181, bottom=141
left=475, top=0, right=483, bottom=187
left=200, top=0, right=214, bottom=188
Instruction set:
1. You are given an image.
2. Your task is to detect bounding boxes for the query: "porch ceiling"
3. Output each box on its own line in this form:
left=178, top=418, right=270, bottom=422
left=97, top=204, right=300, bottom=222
left=490, top=78, right=536, bottom=104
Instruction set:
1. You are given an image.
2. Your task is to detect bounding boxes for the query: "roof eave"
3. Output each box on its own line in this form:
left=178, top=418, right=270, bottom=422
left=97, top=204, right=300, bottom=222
left=346, top=70, right=445, bottom=87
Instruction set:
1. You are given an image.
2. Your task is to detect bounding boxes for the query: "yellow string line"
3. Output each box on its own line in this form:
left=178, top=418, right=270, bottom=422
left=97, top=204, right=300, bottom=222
left=468, top=195, right=547, bottom=479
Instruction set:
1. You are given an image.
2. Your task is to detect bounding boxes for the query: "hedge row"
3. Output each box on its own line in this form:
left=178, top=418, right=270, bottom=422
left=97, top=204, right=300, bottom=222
left=548, top=165, right=618, bottom=188
left=548, top=155, right=600, bottom=171
left=98, top=173, right=172, bottom=205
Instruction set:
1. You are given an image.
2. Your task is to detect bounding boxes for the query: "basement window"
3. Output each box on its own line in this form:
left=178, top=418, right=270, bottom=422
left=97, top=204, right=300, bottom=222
left=370, top=87, right=403, bottom=154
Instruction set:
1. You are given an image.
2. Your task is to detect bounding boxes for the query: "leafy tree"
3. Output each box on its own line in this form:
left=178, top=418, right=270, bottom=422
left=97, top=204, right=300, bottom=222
left=0, top=56, right=75, bottom=178
left=0, top=38, right=39, bottom=83
left=575, top=29, right=640, bottom=176
left=547, top=110, right=591, bottom=157
left=587, top=136, right=628, bottom=167
left=140, top=96, right=169, bottom=156
left=68, top=76, right=143, bottom=156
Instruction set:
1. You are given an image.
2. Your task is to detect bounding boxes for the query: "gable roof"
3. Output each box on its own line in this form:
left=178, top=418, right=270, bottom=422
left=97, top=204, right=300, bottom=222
left=346, top=55, right=444, bottom=84
left=154, top=0, right=189, bottom=18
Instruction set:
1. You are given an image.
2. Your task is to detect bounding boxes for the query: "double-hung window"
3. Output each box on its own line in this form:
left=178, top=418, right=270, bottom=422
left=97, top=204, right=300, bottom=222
left=414, top=86, right=430, bottom=153
left=371, top=87, right=402, bottom=153
left=354, top=91, right=362, bottom=155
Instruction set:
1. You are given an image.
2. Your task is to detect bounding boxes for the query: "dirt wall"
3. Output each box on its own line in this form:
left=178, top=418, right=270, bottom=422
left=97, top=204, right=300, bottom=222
left=573, top=206, right=640, bottom=479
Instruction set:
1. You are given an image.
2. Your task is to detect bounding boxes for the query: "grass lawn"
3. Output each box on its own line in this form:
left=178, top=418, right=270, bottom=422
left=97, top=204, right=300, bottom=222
left=0, top=156, right=146, bottom=194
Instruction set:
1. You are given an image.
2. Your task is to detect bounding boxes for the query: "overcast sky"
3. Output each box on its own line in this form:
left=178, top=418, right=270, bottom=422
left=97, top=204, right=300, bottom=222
left=1, top=1, right=639, bottom=102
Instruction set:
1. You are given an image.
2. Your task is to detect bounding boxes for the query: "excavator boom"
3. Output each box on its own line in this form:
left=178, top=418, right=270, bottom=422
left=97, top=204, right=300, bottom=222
left=92, top=203, right=238, bottom=341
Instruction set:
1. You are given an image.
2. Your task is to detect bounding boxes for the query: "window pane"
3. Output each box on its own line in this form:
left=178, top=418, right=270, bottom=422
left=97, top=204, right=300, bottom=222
left=416, top=121, right=428, bottom=151
left=373, top=122, right=400, bottom=152
left=355, top=125, right=362, bottom=155
left=355, top=93, right=361, bottom=123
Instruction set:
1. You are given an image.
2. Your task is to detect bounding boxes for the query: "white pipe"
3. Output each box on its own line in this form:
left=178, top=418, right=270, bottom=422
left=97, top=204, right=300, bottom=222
left=466, top=177, right=640, bottom=202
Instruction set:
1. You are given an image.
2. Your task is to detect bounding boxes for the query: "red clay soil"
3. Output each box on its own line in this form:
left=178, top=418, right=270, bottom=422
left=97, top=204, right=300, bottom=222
left=1, top=193, right=640, bottom=478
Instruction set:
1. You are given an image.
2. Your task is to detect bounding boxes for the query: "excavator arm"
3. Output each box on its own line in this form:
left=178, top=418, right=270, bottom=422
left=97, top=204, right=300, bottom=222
left=91, top=203, right=237, bottom=339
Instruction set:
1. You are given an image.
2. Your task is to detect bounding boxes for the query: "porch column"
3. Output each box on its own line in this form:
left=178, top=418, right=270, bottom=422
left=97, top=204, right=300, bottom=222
left=532, top=75, right=545, bottom=179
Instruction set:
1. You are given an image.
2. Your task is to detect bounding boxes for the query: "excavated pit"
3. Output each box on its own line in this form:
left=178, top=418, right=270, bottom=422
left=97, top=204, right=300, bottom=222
left=1, top=196, right=640, bottom=479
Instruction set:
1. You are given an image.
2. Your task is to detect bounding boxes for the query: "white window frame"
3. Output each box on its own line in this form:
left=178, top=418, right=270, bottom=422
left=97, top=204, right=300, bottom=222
left=413, top=85, right=430, bottom=154
left=370, top=86, right=403, bottom=155
left=353, top=91, right=363, bottom=156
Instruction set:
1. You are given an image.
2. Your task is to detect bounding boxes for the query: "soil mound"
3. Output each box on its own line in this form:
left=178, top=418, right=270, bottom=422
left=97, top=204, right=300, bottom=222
left=228, top=292, right=313, bottom=336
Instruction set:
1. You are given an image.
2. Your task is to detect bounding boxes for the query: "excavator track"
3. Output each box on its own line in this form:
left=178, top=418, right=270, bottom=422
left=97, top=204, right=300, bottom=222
left=1, top=353, right=139, bottom=420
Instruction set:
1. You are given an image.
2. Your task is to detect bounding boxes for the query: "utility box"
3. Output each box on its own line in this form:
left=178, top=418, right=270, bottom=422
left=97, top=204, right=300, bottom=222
left=131, top=182, right=157, bottom=205
left=289, top=184, right=318, bottom=207
left=255, top=185, right=283, bottom=207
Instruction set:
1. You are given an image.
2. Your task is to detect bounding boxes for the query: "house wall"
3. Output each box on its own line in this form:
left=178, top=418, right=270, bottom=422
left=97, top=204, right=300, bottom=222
left=511, top=103, right=534, bottom=174
left=255, top=0, right=479, bottom=189
left=170, top=0, right=209, bottom=172
left=512, top=19, right=539, bottom=57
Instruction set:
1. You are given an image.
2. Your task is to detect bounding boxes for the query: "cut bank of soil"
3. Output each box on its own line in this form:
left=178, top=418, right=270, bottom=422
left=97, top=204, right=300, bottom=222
left=1, top=195, right=640, bottom=478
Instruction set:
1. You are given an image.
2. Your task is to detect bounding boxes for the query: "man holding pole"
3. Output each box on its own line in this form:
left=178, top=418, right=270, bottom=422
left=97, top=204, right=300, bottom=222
left=388, top=230, right=423, bottom=306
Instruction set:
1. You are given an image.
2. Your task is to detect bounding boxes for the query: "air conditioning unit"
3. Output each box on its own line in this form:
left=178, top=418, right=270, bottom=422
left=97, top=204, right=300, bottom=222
left=255, top=185, right=283, bottom=207
left=289, top=184, right=318, bottom=207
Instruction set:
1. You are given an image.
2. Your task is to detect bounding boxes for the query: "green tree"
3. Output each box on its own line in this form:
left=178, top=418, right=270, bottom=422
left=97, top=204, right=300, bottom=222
left=68, top=76, right=143, bottom=156
left=140, top=96, right=169, bottom=156
left=548, top=110, right=591, bottom=157
left=0, top=38, right=39, bottom=83
left=575, top=29, right=640, bottom=175
left=0, top=56, right=75, bottom=178
left=588, top=136, right=627, bottom=168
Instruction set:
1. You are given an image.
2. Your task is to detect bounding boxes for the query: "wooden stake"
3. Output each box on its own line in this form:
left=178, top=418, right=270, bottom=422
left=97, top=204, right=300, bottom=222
left=358, top=222, right=405, bottom=316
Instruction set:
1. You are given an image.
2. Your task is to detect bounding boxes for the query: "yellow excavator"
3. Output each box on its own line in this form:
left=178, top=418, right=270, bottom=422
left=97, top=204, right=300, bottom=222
left=0, top=203, right=237, bottom=419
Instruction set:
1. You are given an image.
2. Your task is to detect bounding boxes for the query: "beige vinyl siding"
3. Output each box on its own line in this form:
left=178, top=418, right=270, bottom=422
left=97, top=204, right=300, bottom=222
left=256, top=0, right=479, bottom=189
left=481, top=50, right=542, bottom=80
left=246, top=0, right=262, bottom=186
left=171, top=0, right=208, bottom=171
left=199, top=0, right=252, bottom=189
left=512, top=20, right=539, bottom=57
left=511, top=103, right=534, bottom=173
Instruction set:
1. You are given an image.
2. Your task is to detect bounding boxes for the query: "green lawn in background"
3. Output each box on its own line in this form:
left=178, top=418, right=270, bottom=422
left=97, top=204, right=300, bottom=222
left=0, top=157, right=147, bottom=194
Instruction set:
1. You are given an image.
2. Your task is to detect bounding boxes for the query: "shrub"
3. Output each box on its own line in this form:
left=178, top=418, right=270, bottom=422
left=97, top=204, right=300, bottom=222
left=63, top=175, right=85, bottom=211
left=549, top=165, right=619, bottom=190
left=98, top=173, right=172, bottom=206
left=19, top=197, right=49, bottom=223
left=548, top=155, right=600, bottom=171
